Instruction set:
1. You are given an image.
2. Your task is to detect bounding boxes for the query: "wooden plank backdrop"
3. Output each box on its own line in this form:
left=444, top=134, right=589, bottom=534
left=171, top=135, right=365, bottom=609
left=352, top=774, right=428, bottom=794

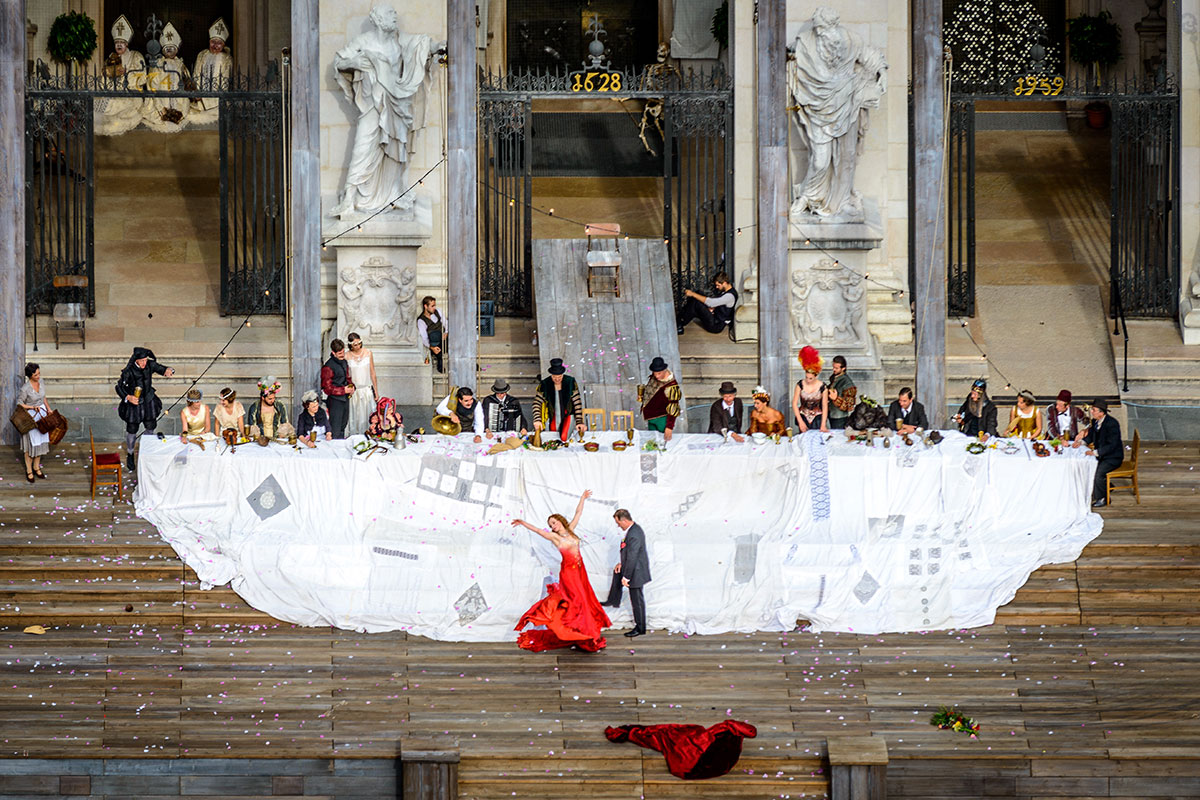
left=0, top=441, right=1198, bottom=799
left=531, top=238, right=685, bottom=431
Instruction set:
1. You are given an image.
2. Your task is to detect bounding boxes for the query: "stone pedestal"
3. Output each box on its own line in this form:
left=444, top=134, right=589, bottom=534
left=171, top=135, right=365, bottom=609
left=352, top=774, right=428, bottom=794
left=788, top=203, right=884, bottom=403
left=328, top=201, right=434, bottom=405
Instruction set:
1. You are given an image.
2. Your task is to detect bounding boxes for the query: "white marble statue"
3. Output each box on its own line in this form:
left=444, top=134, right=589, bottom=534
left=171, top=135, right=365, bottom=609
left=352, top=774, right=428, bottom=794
left=330, top=5, right=442, bottom=218
left=787, top=8, right=887, bottom=220
left=190, top=17, right=233, bottom=125
left=145, top=22, right=192, bottom=132
left=94, top=15, right=147, bottom=136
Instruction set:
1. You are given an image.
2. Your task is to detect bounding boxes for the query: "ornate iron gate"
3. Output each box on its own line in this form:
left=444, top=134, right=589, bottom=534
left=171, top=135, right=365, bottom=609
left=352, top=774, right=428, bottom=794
left=945, top=76, right=1179, bottom=319
left=219, top=65, right=286, bottom=315
left=25, top=90, right=94, bottom=316
left=24, top=56, right=286, bottom=319
left=478, top=64, right=733, bottom=316
left=1111, top=94, right=1179, bottom=318
left=478, top=97, right=532, bottom=317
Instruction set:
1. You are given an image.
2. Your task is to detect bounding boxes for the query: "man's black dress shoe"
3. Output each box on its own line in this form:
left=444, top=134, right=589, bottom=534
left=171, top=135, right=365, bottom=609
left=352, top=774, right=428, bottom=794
left=600, top=602, right=618, bottom=609
left=623, top=629, right=645, bottom=638
left=1091, top=499, right=1107, bottom=508
left=127, top=453, right=136, bottom=471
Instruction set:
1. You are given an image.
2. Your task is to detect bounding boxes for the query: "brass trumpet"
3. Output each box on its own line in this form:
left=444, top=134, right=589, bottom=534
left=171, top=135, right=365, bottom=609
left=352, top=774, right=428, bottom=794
left=431, top=415, right=462, bottom=436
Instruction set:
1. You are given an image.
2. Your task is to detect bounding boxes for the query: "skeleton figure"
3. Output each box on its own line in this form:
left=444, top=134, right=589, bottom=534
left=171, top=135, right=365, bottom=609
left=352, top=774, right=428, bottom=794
left=631, top=42, right=679, bottom=157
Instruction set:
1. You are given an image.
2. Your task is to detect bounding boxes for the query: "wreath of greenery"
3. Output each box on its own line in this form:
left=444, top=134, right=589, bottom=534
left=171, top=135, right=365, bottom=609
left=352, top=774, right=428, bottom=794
left=47, top=11, right=98, bottom=66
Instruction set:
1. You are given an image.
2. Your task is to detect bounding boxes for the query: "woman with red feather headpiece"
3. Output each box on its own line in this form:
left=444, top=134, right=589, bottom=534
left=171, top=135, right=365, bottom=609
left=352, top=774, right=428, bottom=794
left=791, top=346, right=829, bottom=433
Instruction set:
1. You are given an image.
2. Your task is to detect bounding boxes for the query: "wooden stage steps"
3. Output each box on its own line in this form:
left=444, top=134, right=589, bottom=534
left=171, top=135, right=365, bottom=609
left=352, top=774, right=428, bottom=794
left=531, top=238, right=684, bottom=428
left=0, top=441, right=1198, bottom=799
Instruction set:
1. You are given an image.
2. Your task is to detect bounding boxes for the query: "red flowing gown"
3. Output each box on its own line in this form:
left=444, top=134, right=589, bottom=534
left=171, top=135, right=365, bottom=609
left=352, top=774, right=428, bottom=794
left=516, top=545, right=611, bottom=652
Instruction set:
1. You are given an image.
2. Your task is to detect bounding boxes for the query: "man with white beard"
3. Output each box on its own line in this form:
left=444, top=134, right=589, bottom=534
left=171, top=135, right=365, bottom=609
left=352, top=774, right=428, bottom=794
left=787, top=7, right=887, bottom=219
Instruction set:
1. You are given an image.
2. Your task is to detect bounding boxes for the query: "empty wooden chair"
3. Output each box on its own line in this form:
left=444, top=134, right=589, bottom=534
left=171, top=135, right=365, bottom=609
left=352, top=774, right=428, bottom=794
left=610, top=410, right=634, bottom=433
left=52, top=275, right=88, bottom=349
left=90, top=427, right=123, bottom=502
left=585, top=222, right=621, bottom=298
left=1106, top=428, right=1140, bottom=505
left=583, top=408, right=607, bottom=432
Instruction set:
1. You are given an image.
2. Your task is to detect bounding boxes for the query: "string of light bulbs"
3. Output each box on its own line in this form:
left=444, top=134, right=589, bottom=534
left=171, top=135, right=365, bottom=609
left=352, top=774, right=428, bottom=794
left=321, top=158, right=446, bottom=251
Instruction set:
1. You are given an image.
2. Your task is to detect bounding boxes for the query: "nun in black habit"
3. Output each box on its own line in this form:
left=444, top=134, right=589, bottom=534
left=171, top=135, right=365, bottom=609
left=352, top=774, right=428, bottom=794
left=115, top=346, right=175, bottom=469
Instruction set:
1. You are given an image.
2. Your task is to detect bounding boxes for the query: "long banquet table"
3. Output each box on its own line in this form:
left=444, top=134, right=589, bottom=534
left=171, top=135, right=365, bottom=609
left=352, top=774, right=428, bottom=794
left=133, top=429, right=1102, bottom=638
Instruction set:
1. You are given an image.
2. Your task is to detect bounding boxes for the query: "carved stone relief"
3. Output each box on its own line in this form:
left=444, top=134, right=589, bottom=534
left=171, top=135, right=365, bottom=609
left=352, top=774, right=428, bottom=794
left=791, top=257, right=867, bottom=348
left=338, top=256, right=418, bottom=345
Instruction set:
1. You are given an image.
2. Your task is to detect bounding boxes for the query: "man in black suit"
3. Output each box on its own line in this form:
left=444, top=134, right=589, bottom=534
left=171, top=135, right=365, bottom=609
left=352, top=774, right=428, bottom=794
left=602, top=509, right=651, bottom=637
left=1074, top=398, right=1123, bottom=507
left=707, top=381, right=745, bottom=441
left=886, top=387, right=929, bottom=434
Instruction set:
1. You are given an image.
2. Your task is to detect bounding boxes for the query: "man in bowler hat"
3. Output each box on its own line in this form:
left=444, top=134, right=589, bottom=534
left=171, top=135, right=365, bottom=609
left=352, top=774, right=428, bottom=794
left=603, top=509, right=651, bottom=637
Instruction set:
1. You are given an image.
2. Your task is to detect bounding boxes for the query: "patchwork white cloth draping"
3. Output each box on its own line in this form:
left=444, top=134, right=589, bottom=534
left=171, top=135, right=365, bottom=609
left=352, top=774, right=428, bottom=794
left=134, top=430, right=1102, bottom=638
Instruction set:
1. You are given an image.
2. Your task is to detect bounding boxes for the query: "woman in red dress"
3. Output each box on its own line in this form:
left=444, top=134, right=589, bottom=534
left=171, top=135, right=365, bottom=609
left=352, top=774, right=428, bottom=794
left=512, top=489, right=611, bottom=652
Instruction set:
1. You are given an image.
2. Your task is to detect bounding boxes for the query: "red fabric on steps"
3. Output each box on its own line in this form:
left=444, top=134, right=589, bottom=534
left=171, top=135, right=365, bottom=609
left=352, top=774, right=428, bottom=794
left=604, top=721, right=758, bottom=780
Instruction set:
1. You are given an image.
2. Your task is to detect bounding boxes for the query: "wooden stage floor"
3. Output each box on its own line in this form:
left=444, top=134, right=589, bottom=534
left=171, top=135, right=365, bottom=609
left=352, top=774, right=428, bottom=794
left=1, top=441, right=1198, bottom=799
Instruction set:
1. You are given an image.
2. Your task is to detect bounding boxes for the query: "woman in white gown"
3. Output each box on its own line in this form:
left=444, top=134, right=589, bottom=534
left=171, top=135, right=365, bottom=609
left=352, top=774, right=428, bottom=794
left=345, top=332, right=378, bottom=436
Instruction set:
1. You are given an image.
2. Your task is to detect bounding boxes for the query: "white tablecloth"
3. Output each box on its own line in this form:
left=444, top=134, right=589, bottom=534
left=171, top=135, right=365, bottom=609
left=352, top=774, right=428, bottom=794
left=133, top=430, right=1102, bottom=638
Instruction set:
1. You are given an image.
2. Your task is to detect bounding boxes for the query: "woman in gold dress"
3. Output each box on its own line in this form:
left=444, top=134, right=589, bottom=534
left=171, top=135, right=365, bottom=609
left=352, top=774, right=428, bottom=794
left=1005, top=390, right=1044, bottom=439
left=179, top=388, right=211, bottom=441
left=748, top=387, right=786, bottom=436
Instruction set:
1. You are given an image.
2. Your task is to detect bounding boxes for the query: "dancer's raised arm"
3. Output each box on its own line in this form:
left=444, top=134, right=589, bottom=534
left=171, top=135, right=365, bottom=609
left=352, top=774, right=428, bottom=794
left=511, top=518, right=556, bottom=543
left=568, top=489, right=593, bottom=530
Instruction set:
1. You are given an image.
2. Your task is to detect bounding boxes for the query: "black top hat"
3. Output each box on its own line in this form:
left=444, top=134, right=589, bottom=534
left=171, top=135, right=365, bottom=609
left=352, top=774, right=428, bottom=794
left=718, top=381, right=737, bottom=395
left=648, top=356, right=669, bottom=373
left=491, top=378, right=510, bottom=393
left=547, top=358, right=566, bottom=375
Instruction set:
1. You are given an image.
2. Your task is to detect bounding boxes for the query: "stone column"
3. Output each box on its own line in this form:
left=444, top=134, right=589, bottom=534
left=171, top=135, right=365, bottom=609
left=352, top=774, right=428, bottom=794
left=290, top=0, right=322, bottom=400
left=1, top=0, right=26, bottom=446
left=731, top=0, right=757, bottom=341
left=1180, top=0, right=1200, bottom=344
left=447, top=0, right=477, bottom=389
left=756, top=0, right=788, bottom=404
left=912, top=0, right=947, bottom=427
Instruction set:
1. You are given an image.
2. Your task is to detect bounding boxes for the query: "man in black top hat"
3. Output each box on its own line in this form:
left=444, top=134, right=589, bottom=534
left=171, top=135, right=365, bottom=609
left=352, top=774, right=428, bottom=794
left=1074, top=398, right=1123, bottom=507
left=533, top=358, right=586, bottom=439
left=481, top=378, right=529, bottom=437
left=115, top=346, right=176, bottom=470
left=707, top=381, right=745, bottom=441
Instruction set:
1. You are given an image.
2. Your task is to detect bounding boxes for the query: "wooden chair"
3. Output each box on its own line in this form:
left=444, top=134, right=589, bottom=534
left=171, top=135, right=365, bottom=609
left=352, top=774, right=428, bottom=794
left=1106, top=428, right=1140, bottom=505
left=610, top=410, right=634, bottom=434
left=90, top=427, right=123, bottom=502
left=52, top=275, right=88, bottom=349
left=585, top=222, right=621, bottom=298
left=583, top=408, right=607, bottom=432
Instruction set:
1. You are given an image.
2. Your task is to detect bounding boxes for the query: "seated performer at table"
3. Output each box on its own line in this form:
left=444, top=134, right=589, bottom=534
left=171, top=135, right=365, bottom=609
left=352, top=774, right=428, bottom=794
left=533, top=358, right=585, bottom=439
left=792, top=346, right=828, bottom=433
left=1044, top=389, right=1087, bottom=441
left=747, top=386, right=786, bottom=436
left=213, top=387, right=245, bottom=438
left=708, top=381, right=744, bottom=442
left=367, top=397, right=403, bottom=441
left=677, top=272, right=737, bottom=335
left=1074, top=398, right=1123, bottom=508
left=639, top=357, right=681, bottom=442
left=512, top=489, right=610, bottom=653
left=954, top=379, right=998, bottom=439
left=482, top=379, right=528, bottom=438
left=246, top=376, right=289, bottom=439
left=437, top=387, right=485, bottom=439
left=886, top=387, right=929, bottom=434
left=179, top=388, right=211, bottom=442
left=1005, top=390, right=1044, bottom=439
left=296, top=390, right=331, bottom=442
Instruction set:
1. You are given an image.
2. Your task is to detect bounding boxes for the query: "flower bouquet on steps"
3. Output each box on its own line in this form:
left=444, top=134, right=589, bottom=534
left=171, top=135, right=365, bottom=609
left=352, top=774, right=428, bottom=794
left=930, top=706, right=980, bottom=738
